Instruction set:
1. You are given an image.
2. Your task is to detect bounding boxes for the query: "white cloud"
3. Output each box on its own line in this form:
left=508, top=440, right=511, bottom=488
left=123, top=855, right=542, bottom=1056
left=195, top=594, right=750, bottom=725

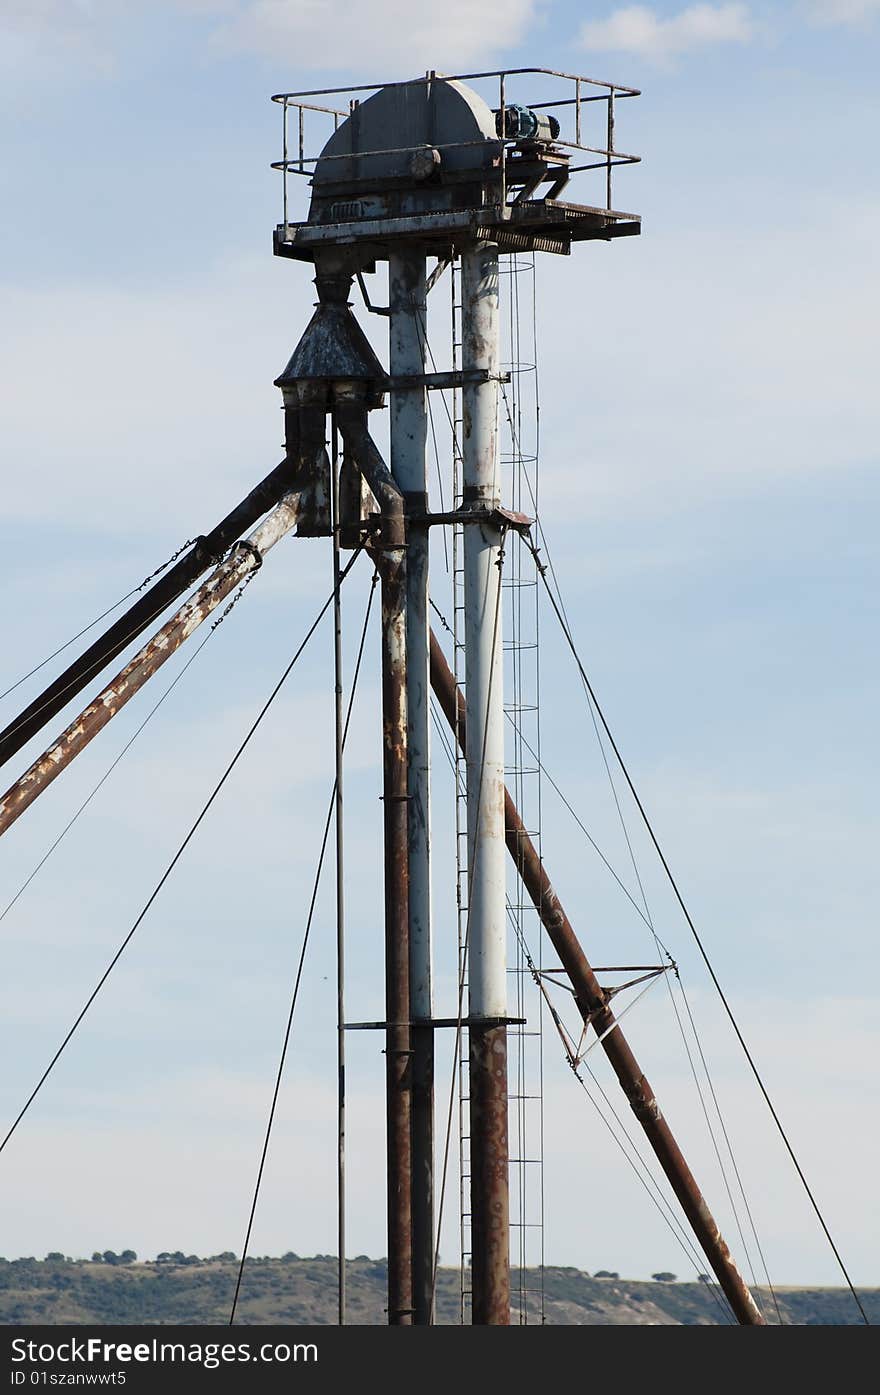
left=211, top=0, right=538, bottom=69
left=0, top=0, right=118, bottom=75
left=804, top=0, right=880, bottom=22
left=580, top=4, right=753, bottom=62
left=0, top=0, right=538, bottom=77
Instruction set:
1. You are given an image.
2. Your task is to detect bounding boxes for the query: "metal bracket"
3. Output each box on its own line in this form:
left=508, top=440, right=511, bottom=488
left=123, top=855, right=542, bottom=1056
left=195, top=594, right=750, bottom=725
left=409, top=504, right=532, bottom=534
left=344, top=1015, right=527, bottom=1031
left=540, top=964, right=668, bottom=976
left=386, top=368, right=511, bottom=392
left=355, top=269, right=390, bottom=316
left=425, top=254, right=452, bottom=295
left=229, top=539, right=263, bottom=571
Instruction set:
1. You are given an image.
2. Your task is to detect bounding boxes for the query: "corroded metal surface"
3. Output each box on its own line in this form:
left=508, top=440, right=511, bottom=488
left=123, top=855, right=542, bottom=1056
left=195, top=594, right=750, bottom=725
left=0, top=493, right=303, bottom=841
left=379, top=544, right=413, bottom=1326
left=272, top=70, right=641, bottom=263
left=0, top=459, right=297, bottom=772
left=343, top=402, right=414, bottom=1325
left=410, top=1020, right=435, bottom=1321
left=336, top=400, right=405, bottom=547
left=429, top=629, right=766, bottom=1327
left=291, top=398, right=332, bottom=537
left=389, top=249, right=435, bottom=1328
left=274, top=300, right=387, bottom=386
left=469, top=1022, right=511, bottom=1326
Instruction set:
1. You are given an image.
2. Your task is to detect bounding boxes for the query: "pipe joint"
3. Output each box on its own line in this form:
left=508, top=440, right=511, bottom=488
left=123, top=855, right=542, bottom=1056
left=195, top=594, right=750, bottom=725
left=336, top=402, right=406, bottom=549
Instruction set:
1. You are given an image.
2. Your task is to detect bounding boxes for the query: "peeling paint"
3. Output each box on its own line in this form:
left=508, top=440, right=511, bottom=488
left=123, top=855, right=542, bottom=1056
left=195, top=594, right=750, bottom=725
left=429, top=628, right=766, bottom=1326
left=0, top=492, right=302, bottom=840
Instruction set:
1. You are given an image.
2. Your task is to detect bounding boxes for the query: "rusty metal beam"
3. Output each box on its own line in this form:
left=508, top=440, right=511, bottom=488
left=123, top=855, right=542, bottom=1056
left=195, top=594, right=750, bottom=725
left=0, top=493, right=302, bottom=841
left=389, top=249, right=435, bottom=1329
left=468, top=1021, right=511, bottom=1325
left=378, top=544, right=413, bottom=1326
left=0, top=460, right=299, bottom=774
left=429, top=628, right=766, bottom=1327
left=337, top=395, right=413, bottom=1326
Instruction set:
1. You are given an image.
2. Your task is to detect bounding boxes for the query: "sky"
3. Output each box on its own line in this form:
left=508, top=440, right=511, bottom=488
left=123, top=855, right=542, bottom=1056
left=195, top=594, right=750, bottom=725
left=0, top=0, right=878, bottom=1307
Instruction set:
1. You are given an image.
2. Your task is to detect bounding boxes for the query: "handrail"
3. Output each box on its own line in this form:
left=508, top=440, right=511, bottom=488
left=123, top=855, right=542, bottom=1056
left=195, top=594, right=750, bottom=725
left=269, top=67, right=641, bottom=224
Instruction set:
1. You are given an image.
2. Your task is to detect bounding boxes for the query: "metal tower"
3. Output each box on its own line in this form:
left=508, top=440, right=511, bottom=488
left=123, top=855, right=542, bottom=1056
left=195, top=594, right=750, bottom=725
left=270, top=69, right=641, bottom=1325
left=266, top=68, right=759, bottom=1329
left=0, top=67, right=767, bottom=1329
left=267, top=67, right=762, bottom=1327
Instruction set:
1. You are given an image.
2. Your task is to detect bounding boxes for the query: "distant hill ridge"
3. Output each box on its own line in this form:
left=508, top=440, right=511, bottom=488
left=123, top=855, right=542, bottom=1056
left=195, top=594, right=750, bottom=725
left=0, top=1256, right=875, bottom=1326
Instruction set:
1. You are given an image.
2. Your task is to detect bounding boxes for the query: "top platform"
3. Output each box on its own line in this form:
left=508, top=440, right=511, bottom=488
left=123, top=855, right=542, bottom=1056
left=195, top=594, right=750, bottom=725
left=270, top=68, right=641, bottom=263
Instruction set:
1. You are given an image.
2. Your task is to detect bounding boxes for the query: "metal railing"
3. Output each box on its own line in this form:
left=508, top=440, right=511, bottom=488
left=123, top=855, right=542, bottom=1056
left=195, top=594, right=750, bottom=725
left=270, top=67, right=640, bottom=225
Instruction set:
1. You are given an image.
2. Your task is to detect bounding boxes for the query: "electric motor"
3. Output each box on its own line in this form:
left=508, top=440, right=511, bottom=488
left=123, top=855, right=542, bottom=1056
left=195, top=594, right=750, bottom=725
left=494, top=103, right=560, bottom=143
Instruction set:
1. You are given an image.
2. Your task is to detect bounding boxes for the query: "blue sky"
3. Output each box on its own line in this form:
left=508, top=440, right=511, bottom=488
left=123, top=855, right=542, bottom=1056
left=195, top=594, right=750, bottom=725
left=0, top=1, right=878, bottom=1300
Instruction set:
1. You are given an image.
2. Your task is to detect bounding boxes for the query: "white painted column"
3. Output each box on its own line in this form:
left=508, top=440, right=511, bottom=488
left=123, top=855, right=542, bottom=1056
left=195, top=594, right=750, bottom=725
left=461, top=242, right=506, bottom=1021
left=461, top=240, right=510, bottom=1325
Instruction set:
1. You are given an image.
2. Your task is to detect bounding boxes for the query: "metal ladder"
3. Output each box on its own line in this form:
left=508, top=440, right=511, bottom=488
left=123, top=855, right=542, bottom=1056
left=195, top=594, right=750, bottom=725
left=452, top=254, right=546, bottom=1325
left=450, top=260, right=472, bottom=1323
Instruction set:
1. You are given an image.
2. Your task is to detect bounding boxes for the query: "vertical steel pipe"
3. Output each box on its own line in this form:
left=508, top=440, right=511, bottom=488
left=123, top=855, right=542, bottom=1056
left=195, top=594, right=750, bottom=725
left=389, top=249, right=435, bottom=1325
left=337, top=397, right=413, bottom=1325
left=460, top=241, right=510, bottom=1326
left=429, top=630, right=766, bottom=1327
left=330, top=419, right=346, bottom=1327
left=379, top=541, right=413, bottom=1327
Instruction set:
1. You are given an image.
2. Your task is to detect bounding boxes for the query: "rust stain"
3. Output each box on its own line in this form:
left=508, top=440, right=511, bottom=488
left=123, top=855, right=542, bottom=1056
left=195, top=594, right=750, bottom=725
left=429, top=626, right=766, bottom=1326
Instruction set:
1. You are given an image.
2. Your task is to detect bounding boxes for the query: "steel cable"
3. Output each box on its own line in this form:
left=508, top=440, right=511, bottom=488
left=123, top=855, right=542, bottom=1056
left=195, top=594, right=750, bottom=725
left=0, top=539, right=198, bottom=706
left=431, top=697, right=736, bottom=1325
left=0, top=547, right=365, bottom=1163
left=229, top=565, right=377, bottom=1325
left=528, top=537, right=870, bottom=1326
left=497, top=390, right=778, bottom=1317
left=2, top=632, right=214, bottom=931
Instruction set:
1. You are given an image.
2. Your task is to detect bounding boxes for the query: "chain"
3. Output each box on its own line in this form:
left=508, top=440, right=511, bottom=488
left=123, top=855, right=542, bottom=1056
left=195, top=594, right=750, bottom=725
left=210, top=565, right=260, bottom=632
left=429, top=597, right=453, bottom=636
left=135, top=534, right=262, bottom=633
left=136, top=536, right=203, bottom=593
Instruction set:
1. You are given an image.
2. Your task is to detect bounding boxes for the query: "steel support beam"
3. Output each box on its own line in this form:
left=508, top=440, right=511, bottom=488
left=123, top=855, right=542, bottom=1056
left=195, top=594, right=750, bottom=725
left=0, top=460, right=298, bottom=772
left=330, top=419, right=347, bottom=1327
left=429, top=629, right=766, bottom=1326
left=0, top=493, right=303, bottom=840
left=378, top=544, right=413, bottom=1326
left=460, top=242, right=510, bottom=1326
left=337, top=398, right=413, bottom=1326
left=389, top=249, right=435, bottom=1326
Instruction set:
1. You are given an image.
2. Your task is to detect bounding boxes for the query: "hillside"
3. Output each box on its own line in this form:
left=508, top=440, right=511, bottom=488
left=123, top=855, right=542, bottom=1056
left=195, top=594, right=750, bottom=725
left=0, top=1256, right=875, bottom=1325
